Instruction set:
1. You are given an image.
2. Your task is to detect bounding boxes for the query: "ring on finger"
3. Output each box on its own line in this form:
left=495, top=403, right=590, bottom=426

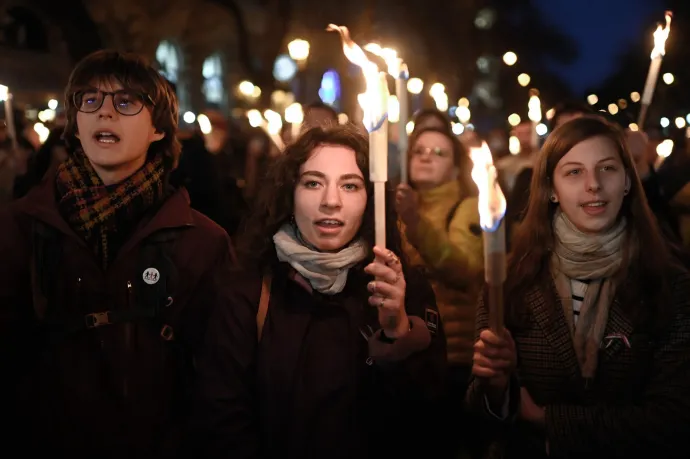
left=379, top=297, right=386, bottom=308
left=386, top=251, right=400, bottom=265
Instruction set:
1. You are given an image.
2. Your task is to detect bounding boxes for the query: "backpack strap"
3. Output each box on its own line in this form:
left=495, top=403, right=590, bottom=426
left=256, top=274, right=272, bottom=343
left=445, top=200, right=462, bottom=233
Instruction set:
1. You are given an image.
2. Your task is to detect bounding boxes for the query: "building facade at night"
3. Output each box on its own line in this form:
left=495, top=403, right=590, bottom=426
left=0, top=0, right=447, bottom=118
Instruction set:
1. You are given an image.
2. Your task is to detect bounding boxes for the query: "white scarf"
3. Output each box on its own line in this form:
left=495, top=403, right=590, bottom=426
left=273, top=223, right=368, bottom=295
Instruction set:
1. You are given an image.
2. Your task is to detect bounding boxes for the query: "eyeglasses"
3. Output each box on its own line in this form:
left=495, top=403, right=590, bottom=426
left=73, top=89, right=153, bottom=116
left=411, top=146, right=452, bottom=159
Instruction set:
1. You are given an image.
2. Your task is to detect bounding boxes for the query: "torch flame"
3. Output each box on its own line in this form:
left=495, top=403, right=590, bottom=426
left=651, top=11, right=672, bottom=59
left=327, top=24, right=388, bottom=132
left=363, top=43, right=408, bottom=79
left=470, top=142, right=506, bottom=232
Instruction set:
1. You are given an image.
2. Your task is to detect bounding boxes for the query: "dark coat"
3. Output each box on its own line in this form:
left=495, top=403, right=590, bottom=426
left=192, top=262, right=448, bottom=459
left=466, top=273, right=690, bottom=458
left=0, top=170, right=236, bottom=458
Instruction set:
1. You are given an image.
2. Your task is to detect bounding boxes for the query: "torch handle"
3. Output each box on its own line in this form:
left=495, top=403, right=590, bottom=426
left=484, top=224, right=506, bottom=333
left=374, top=181, right=386, bottom=248
left=637, top=104, right=650, bottom=128
left=638, top=57, right=661, bottom=127
left=396, top=77, right=409, bottom=184
left=488, top=283, right=504, bottom=332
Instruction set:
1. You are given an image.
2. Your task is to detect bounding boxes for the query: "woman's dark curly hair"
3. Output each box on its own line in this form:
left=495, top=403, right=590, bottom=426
left=238, top=124, right=409, bottom=276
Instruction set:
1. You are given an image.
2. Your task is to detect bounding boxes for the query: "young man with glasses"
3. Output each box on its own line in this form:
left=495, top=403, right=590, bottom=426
left=0, top=50, right=236, bottom=457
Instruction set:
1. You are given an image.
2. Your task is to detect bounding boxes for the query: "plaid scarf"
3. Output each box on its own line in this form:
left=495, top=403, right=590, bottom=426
left=56, top=152, right=166, bottom=269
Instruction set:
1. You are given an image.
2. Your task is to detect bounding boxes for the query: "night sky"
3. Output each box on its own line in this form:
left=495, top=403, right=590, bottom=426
left=535, top=0, right=664, bottom=95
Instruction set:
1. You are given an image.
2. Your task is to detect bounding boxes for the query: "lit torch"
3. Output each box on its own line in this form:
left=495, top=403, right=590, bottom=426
left=248, top=109, right=285, bottom=152
left=263, top=109, right=286, bottom=152
left=470, top=142, right=507, bottom=331
left=0, top=84, right=18, bottom=151
left=528, top=90, right=542, bottom=151
left=364, top=43, right=409, bottom=184
left=638, top=11, right=672, bottom=127
left=328, top=24, right=389, bottom=248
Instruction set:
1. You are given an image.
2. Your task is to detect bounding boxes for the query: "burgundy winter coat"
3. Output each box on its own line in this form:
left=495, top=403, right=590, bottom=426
left=0, top=171, right=236, bottom=458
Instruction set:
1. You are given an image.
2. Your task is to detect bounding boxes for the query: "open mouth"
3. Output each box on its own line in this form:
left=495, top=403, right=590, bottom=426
left=580, top=201, right=608, bottom=215
left=315, top=219, right=344, bottom=228
left=93, top=131, right=121, bottom=144
left=580, top=201, right=607, bottom=208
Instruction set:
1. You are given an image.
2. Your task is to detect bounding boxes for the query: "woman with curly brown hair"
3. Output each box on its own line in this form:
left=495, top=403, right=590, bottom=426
left=193, top=124, right=447, bottom=458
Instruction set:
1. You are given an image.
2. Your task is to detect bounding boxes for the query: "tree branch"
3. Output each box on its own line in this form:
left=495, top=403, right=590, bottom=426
left=207, top=0, right=256, bottom=80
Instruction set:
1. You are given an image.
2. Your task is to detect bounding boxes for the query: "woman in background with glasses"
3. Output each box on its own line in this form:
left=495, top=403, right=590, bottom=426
left=395, top=126, right=485, bottom=458
left=0, top=50, right=236, bottom=457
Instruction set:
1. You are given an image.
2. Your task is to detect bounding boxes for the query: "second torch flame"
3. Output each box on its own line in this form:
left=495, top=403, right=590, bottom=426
left=470, top=142, right=507, bottom=331
left=651, top=11, right=672, bottom=59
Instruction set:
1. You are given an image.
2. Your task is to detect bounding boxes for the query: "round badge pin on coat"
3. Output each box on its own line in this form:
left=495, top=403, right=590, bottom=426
left=143, top=267, right=160, bottom=285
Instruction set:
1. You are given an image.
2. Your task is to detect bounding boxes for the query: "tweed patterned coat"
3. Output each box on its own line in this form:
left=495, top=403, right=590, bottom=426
left=466, top=271, right=690, bottom=459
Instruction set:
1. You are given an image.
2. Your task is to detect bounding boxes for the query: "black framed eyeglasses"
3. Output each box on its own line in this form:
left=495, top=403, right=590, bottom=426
left=73, top=89, right=154, bottom=116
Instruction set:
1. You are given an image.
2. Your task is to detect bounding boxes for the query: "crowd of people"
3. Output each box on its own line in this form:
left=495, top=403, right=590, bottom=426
left=2, top=48, right=690, bottom=459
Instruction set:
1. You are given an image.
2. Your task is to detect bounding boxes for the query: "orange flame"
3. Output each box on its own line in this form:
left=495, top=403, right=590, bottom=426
left=651, top=11, right=672, bottom=59
left=363, top=43, right=408, bottom=79
left=327, top=24, right=388, bottom=132
left=470, top=142, right=506, bottom=231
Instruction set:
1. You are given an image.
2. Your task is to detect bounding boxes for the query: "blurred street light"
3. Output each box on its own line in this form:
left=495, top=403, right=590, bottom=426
left=288, top=39, right=310, bottom=69
left=238, top=81, right=256, bottom=97
left=503, top=52, right=518, bottom=66
left=517, top=73, right=531, bottom=87
left=429, top=83, right=445, bottom=98
left=456, top=106, right=471, bottom=123
left=183, top=111, right=196, bottom=123
left=407, top=78, right=423, bottom=94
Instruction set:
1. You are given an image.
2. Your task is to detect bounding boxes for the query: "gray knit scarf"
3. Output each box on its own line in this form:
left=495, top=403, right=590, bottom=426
left=551, top=210, right=626, bottom=379
left=273, top=223, right=368, bottom=295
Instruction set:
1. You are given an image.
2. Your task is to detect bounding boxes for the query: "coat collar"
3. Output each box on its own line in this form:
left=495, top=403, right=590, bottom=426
left=16, top=167, right=196, bottom=254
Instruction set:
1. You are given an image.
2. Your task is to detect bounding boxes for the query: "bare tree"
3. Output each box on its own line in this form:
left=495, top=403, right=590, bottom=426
left=209, top=0, right=292, bottom=103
